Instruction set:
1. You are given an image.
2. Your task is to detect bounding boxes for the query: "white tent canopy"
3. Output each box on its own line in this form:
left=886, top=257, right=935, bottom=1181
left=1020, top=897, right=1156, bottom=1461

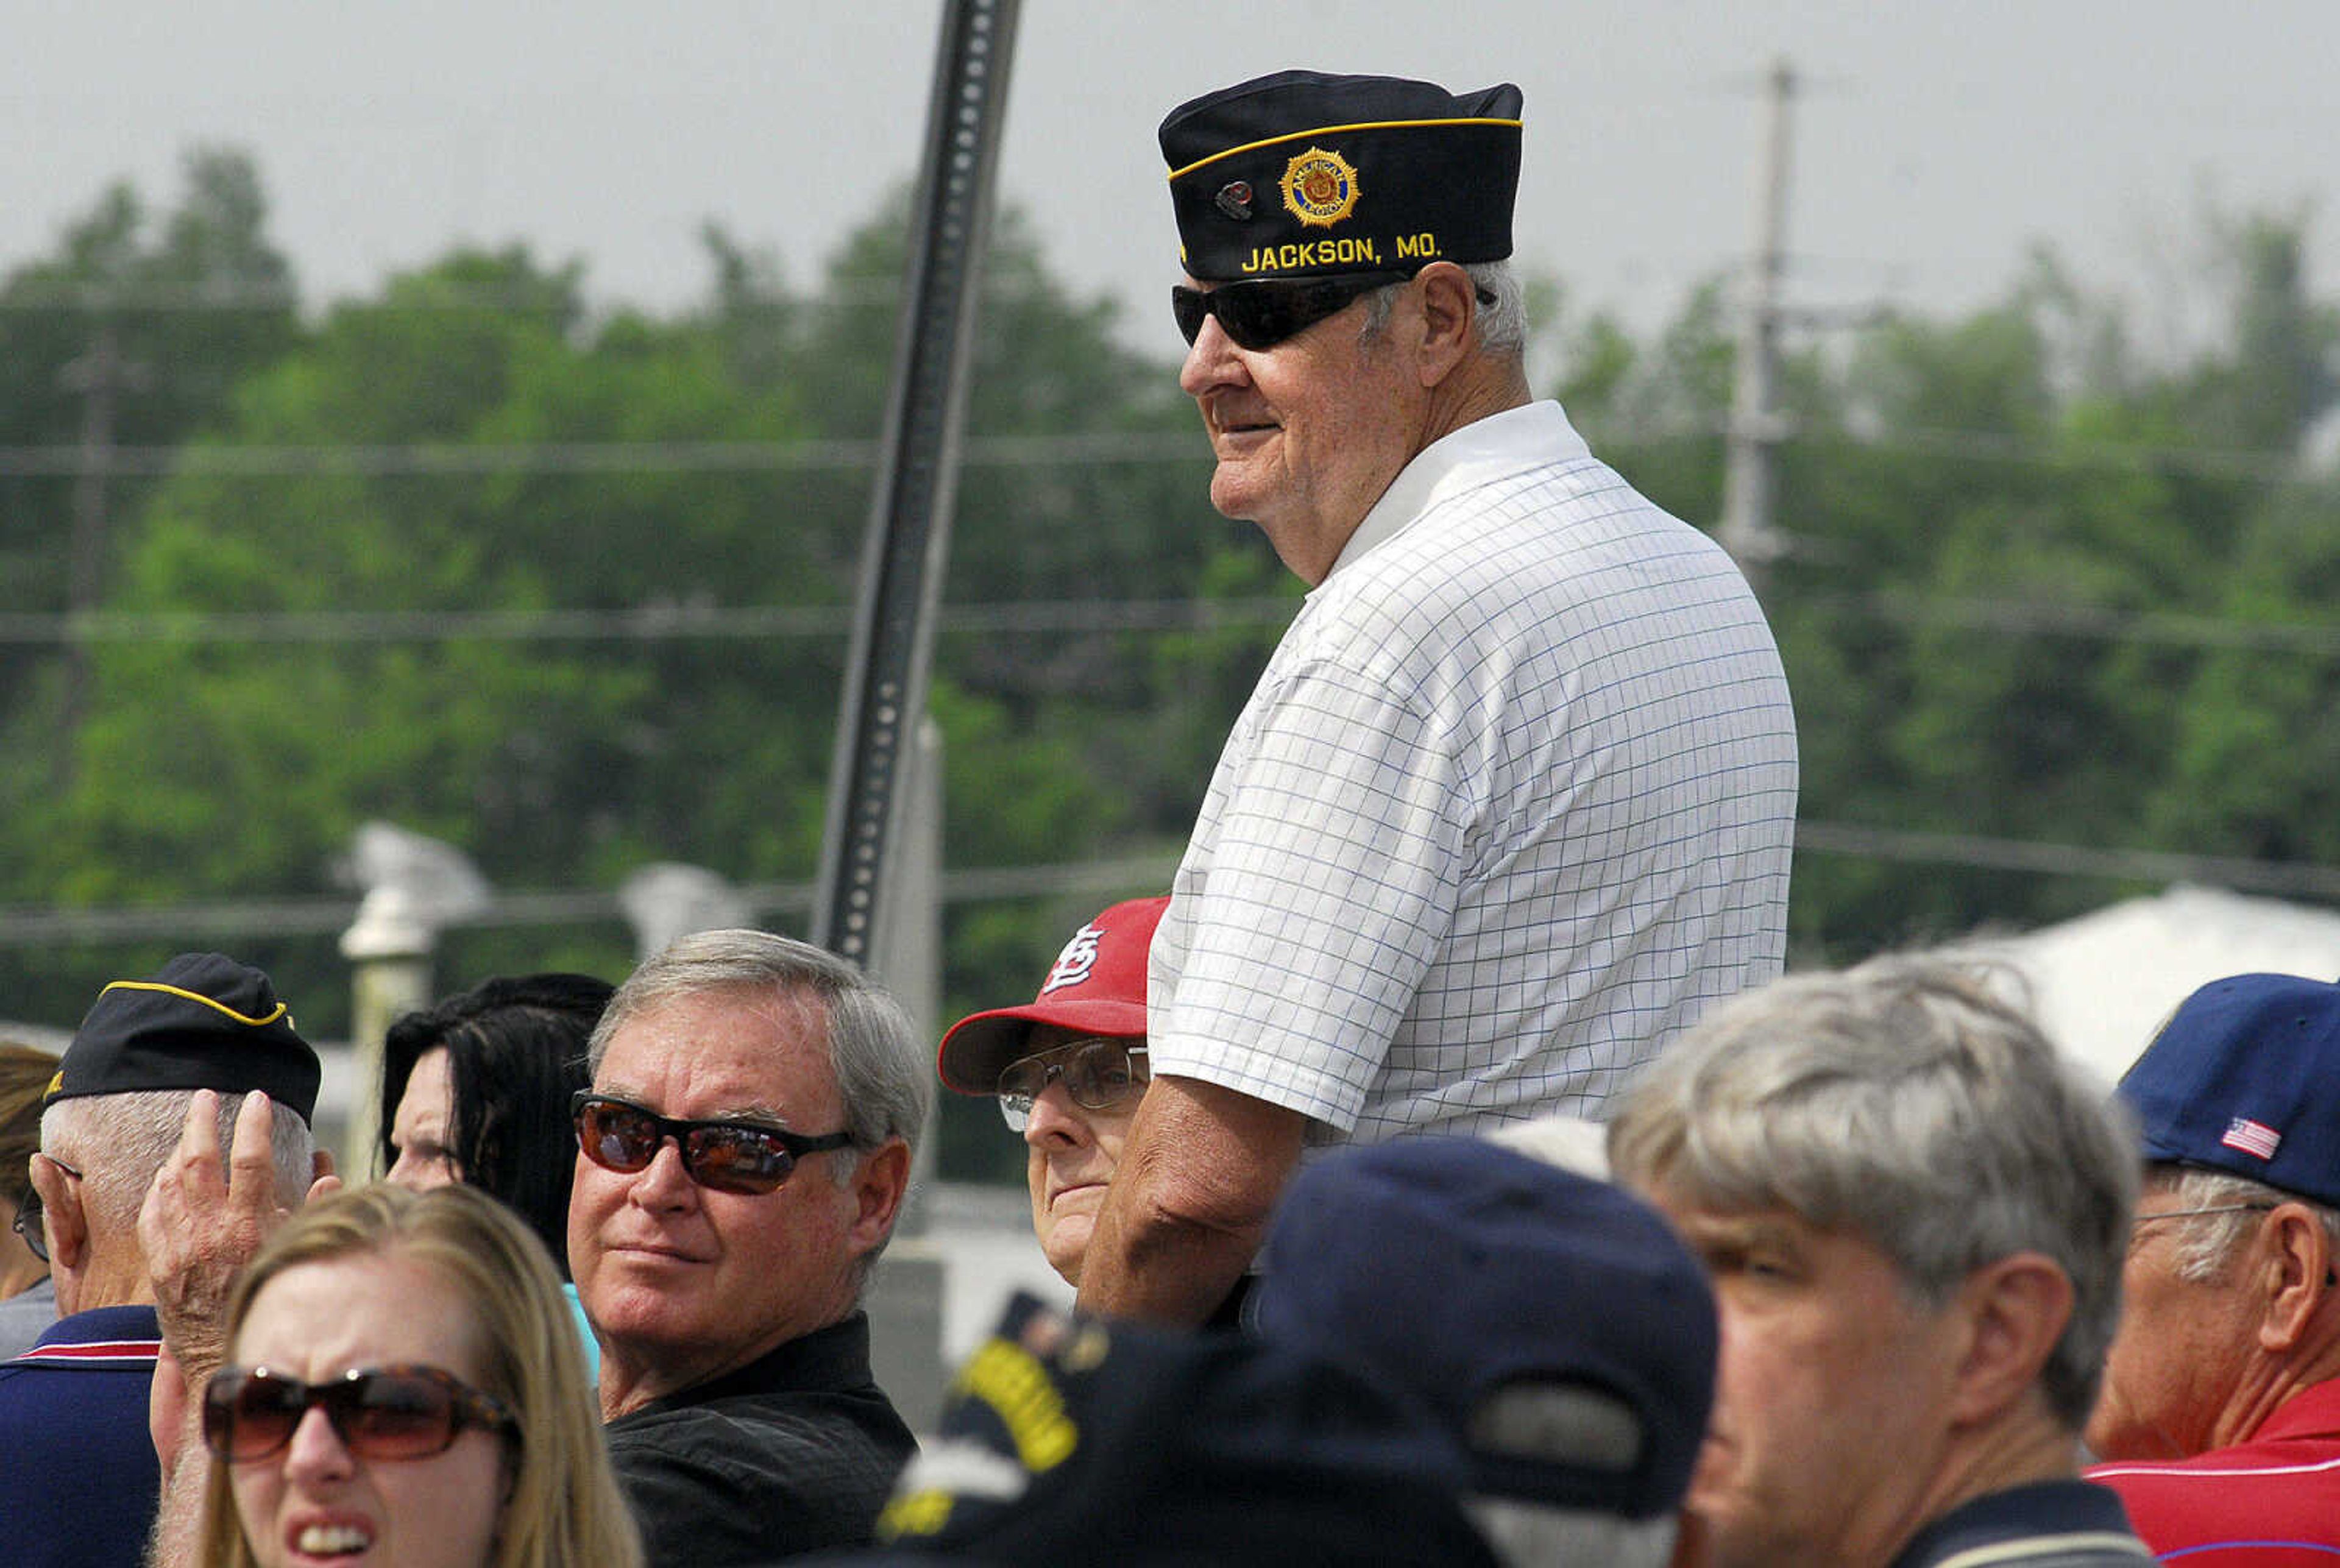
left=1955, top=883, right=2340, bottom=1088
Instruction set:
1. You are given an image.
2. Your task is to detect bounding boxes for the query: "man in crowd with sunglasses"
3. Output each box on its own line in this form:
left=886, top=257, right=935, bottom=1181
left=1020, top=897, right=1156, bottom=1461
left=2082, top=974, right=2340, bottom=1559
left=937, top=897, right=1177, bottom=1295
left=1, top=954, right=326, bottom=1568
left=568, top=928, right=931, bottom=1563
left=1079, top=70, right=1800, bottom=1326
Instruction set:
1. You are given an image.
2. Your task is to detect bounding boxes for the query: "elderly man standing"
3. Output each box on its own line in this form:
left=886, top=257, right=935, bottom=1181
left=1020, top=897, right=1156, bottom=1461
left=569, top=928, right=930, bottom=1563
left=1609, top=956, right=2155, bottom=1568
left=2083, top=973, right=2340, bottom=1558
left=1080, top=69, right=1799, bottom=1325
left=0, top=954, right=324, bottom=1568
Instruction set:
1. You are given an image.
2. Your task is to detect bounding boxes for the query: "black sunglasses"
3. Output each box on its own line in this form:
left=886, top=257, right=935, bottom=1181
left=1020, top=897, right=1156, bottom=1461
left=572, top=1090, right=854, bottom=1195
left=203, top=1363, right=516, bottom=1463
left=1172, top=271, right=1410, bottom=351
left=997, top=1038, right=1149, bottom=1133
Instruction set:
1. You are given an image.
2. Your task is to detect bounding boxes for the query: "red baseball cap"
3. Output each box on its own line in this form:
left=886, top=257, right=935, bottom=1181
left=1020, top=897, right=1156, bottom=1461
left=936, top=896, right=1168, bottom=1096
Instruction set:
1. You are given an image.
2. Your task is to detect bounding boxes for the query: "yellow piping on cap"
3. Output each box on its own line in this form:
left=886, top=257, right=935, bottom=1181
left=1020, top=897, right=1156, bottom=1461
left=97, top=979, right=288, bottom=1030
left=1166, top=115, right=1522, bottom=183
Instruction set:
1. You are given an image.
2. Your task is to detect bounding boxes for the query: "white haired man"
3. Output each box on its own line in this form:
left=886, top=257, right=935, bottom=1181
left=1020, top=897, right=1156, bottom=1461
left=0, top=954, right=325, bottom=1568
left=1609, top=956, right=2155, bottom=1567
left=2083, top=973, right=2340, bottom=1558
left=1082, top=68, right=1799, bottom=1326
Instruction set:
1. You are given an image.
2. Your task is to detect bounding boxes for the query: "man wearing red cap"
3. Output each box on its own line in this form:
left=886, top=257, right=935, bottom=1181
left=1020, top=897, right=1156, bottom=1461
left=938, top=898, right=1165, bottom=1293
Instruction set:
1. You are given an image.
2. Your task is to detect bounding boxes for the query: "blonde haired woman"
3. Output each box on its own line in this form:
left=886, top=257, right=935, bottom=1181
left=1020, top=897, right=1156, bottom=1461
left=195, top=1183, right=640, bottom=1568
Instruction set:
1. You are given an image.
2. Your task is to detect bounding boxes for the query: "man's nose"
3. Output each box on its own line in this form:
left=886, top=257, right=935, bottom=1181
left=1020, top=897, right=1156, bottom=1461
left=1178, top=313, right=1248, bottom=396
left=1023, top=1080, right=1094, bottom=1148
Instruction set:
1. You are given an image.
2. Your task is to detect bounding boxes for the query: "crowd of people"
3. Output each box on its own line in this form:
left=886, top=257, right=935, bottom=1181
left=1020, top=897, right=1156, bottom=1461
left=4, top=60, right=2333, bottom=1568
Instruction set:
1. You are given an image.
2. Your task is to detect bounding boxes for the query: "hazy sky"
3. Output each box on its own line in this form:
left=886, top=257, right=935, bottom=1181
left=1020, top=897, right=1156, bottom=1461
left=9, top=1, right=2336, bottom=360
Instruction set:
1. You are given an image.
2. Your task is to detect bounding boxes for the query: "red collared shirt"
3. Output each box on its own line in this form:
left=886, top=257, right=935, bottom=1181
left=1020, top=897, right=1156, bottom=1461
left=2086, top=1377, right=2340, bottom=1564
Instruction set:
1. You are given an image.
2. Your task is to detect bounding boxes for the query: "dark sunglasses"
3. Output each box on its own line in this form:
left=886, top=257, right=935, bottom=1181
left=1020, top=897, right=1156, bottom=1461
left=203, top=1363, right=516, bottom=1463
left=1172, top=271, right=1410, bottom=351
left=572, top=1090, right=854, bottom=1195
left=998, top=1038, right=1149, bottom=1133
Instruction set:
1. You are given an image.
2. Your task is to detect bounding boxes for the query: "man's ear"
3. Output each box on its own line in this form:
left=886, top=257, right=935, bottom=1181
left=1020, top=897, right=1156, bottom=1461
left=29, top=1152, right=88, bottom=1272
left=1411, top=261, right=1478, bottom=386
left=2256, top=1202, right=2335, bottom=1353
left=848, top=1138, right=912, bottom=1255
left=1948, top=1250, right=2073, bottom=1428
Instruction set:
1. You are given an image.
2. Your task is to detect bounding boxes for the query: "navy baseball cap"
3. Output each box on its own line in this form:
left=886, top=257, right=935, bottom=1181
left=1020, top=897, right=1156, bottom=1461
left=1250, top=1137, right=1717, bottom=1520
left=2118, top=973, right=2340, bottom=1206
left=1161, top=70, right=1522, bottom=284
left=853, top=1291, right=1497, bottom=1567
left=47, top=953, right=321, bottom=1126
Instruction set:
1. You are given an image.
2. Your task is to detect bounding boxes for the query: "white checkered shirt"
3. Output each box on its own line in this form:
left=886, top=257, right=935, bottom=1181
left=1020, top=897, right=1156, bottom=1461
left=1149, top=400, right=1799, bottom=1143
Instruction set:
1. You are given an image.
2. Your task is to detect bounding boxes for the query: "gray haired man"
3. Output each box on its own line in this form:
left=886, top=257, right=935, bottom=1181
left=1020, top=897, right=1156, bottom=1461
left=567, top=929, right=932, bottom=1563
left=1609, top=956, right=2154, bottom=1568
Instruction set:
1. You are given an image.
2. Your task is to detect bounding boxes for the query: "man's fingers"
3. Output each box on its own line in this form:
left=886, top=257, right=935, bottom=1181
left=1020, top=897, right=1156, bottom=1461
left=227, top=1090, right=276, bottom=1201
left=177, top=1088, right=222, bottom=1172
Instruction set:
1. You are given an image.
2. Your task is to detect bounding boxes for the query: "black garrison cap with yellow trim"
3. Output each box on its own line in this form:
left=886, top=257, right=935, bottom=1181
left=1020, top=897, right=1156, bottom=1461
left=46, top=952, right=321, bottom=1125
left=1160, top=69, right=1523, bottom=283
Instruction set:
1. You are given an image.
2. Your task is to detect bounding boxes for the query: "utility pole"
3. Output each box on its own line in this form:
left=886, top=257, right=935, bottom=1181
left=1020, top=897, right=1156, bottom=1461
left=811, top=0, right=1020, bottom=974
left=55, top=315, right=151, bottom=787
left=1720, top=57, right=1796, bottom=592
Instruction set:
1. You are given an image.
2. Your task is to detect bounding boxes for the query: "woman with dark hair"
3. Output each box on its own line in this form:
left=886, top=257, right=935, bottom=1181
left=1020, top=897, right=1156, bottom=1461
left=378, top=974, right=612, bottom=1279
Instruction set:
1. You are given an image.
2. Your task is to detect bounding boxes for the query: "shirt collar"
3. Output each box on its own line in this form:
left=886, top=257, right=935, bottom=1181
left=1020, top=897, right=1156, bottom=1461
left=1319, top=400, right=1592, bottom=586
left=1888, top=1480, right=2143, bottom=1568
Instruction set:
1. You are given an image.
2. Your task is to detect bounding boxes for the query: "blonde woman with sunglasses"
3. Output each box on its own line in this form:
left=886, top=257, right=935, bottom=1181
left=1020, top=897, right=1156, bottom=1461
left=195, top=1183, right=640, bottom=1568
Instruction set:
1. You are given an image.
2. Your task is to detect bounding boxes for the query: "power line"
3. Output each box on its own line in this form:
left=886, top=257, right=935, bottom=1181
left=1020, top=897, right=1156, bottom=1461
left=0, top=421, right=2315, bottom=485
left=0, top=832, right=2327, bottom=951
left=8, top=589, right=2331, bottom=661
left=1794, top=821, right=2340, bottom=902
left=1798, top=591, right=2340, bottom=659
left=0, top=597, right=1298, bottom=648
left=0, top=429, right=1204, bottom=478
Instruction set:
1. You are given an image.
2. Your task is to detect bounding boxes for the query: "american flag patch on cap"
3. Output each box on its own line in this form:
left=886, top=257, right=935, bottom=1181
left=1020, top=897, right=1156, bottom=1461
left=2221, top=1117, right=2282, bottom=1161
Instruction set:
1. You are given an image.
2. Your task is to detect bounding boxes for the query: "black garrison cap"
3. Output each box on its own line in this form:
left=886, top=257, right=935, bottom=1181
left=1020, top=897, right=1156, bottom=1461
left=46, top=953, right=321, bottom=1125
left=1161, top=69, right=1523, bottom=283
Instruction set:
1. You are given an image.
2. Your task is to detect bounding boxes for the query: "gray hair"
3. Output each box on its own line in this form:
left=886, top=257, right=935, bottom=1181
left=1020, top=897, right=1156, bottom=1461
left=587, top=929, right=931, bottom=1267
left=40, top=1090, right=314, bottom=1237
left=1466, top=1499, right=1679, bottom=1568
left=1358, top=259, right=1526, bottom=358
left=1608, top=954, right=2137, bottom=1431
left=2146, top=1163, right=2340, bottom=1285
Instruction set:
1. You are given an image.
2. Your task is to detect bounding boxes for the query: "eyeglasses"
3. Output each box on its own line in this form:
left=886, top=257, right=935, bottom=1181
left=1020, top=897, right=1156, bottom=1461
left=2130, top=1201, right=2277, bottom=1243
left=203, top=1363, right=516, bottom=1463
left=12, top=1155, right=82, bottom=1265
left=998, top=1038, right=1149, bottom=1132
left=572, top=1090, right=854, bottom=1195
left=10, top=1190, right=43, bottom=1264
left=1172, top=272, right=1411, bottom=351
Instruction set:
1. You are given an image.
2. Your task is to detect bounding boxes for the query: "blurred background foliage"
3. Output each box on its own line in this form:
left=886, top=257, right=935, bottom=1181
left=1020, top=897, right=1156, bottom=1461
left=2, top=149, right=2335, bottom=1181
